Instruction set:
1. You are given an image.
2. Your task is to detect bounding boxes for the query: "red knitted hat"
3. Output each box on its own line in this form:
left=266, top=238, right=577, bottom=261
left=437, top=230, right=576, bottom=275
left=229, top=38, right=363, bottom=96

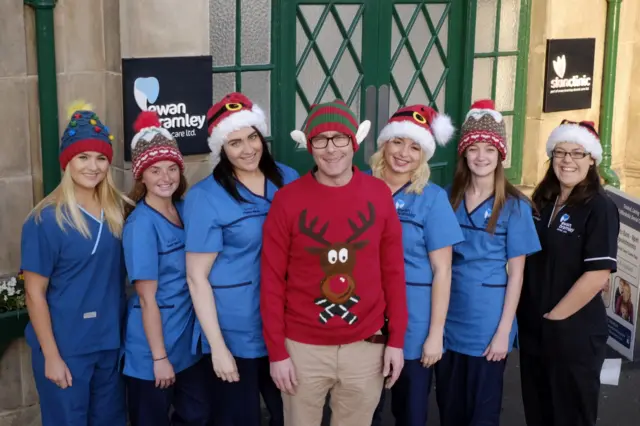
left=377, top=104, right=455, bottom=161
left=206, top=92, right=267, bottom=166
left=457, top=99, right=507, bottom=160
left=290, top=99, right=371, bottom=152
left=130, top=111, right=184, bottom=179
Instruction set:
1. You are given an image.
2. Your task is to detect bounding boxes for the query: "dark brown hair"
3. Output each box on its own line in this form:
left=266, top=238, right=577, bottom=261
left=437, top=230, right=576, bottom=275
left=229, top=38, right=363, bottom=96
left=531, top=160, right=602, bottom=212
left=124, top=174, right=188, bottom=219
left=449, top=156, right=528, bottom=234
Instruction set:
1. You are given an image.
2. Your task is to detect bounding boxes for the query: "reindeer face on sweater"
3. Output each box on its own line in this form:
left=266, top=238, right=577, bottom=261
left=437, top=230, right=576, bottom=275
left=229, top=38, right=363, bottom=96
left=299, top=203, right=375, bottom=323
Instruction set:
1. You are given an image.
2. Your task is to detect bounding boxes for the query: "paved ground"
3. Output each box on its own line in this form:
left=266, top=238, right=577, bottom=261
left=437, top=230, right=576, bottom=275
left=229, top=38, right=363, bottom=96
left=263, top=349, right=640, bottom=425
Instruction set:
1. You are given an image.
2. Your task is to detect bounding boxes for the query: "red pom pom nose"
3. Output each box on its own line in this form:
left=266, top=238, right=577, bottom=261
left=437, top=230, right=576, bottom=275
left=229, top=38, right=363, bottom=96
left=133, top=111, right=162, bottom=133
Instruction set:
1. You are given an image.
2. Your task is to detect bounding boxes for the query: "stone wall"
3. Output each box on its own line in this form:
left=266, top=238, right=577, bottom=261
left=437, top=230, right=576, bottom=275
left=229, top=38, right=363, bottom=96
left=521, top=0, right=640, bottom=196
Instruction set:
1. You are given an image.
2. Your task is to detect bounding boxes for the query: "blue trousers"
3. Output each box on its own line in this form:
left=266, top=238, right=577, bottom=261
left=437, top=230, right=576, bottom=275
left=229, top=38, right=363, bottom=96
left=32, top=348, right=126, bottom=426
left=435, top=350, right=507, bottom=426
left=371, top=359, right=433, bottom=426
left=126, top=357, right=210, bottom=426
left=206, top=356, right=283, bottom=426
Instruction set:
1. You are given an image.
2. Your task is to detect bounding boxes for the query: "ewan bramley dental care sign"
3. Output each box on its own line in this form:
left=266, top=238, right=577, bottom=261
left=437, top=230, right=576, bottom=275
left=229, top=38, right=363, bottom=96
left=543, top=38, right=595, bottom=113
left=122, top=56, right=213, bottom=160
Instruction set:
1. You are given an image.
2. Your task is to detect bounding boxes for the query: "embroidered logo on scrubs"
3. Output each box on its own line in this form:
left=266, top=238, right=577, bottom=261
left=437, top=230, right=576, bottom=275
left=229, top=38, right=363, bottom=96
left=395, top=200, right=405, bottom=210
left=298, top=202, right=376, bottom=325
left=557, top=213, right=575, bottom=234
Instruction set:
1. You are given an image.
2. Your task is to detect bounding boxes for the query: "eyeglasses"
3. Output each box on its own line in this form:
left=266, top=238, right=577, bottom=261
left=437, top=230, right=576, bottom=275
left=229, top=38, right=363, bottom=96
left=552, top=149, right=590, bottom=159
left=310, top=134, right=351, bottom=149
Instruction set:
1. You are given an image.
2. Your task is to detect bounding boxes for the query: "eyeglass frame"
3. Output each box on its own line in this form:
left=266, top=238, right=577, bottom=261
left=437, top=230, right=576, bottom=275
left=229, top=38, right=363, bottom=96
left=551, top=148, right=591, bottom=160
left=309, top=134, right=352, bottom=149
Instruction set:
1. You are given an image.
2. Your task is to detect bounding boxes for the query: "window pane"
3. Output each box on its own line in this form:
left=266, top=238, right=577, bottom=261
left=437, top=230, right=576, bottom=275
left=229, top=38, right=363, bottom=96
left=212, top=73, right=236, bottom=103
left=495, top=56, right=517, bottom=111
left=242, top=71, right=271, bottom=136
left=317, top=12, right=342, bottom=66
left=475, top=0, right=497, bottom=53
left=241, top=0, right=271, bottom=65
left=499, top=0, right=521, bottom=51
left=472, top=58, right=494, bottom=101
left=210, top=0, right=236, bottom=66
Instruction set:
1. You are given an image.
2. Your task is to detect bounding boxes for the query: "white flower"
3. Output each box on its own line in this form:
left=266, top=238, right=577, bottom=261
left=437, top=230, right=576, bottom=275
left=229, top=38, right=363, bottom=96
left=8, top=288, right=15, bottom=297
left=3, top=295, right=7, bottom=302
left=9, top=277, right=16, bottom=286
left=16, top=290, right=22, bottom=295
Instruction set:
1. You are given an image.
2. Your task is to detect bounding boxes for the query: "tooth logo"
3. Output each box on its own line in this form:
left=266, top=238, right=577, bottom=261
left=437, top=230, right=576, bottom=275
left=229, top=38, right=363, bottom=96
left=560, top=213, right=570, bottom=223
left=553, top=55, right=566, bottom=79
left=134, top=77, right=160, bottom=111
left=484, top=208, right=492, bottom=219
left=395, top=200, right=405, bottom=210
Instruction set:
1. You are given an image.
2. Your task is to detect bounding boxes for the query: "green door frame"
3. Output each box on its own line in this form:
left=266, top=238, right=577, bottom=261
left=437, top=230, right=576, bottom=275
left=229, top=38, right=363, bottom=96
left=274, top=0, right=471, bottom=186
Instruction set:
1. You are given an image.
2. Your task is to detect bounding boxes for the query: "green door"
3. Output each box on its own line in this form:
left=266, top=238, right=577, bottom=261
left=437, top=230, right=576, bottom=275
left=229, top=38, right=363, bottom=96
left=275, top=0, right=467, bottom=186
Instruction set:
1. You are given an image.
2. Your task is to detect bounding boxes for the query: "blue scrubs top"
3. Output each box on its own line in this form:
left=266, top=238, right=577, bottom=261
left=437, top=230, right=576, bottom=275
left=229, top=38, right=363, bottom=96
left=20, top=205, right=126, bottom=357
left=184, top=163, right=299, bottom=358
left=445, top=195, right=541, bottom=356
left=122, top=200, right=201, bottom=380
left=392, top=182, right=464, bottom=360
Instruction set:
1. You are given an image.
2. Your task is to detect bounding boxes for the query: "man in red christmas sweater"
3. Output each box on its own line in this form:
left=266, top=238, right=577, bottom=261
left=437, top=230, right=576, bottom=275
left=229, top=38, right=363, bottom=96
left=260, top=100, right=408, bottom=426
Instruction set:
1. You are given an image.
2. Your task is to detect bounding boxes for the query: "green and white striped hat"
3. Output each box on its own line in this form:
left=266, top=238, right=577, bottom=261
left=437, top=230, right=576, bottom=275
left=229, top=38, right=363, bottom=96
left=290, top=99, right=371, bottom=152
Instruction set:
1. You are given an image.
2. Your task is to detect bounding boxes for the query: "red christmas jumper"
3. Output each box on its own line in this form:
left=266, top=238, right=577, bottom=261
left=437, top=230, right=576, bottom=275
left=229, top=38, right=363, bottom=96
left=260, top=168, right=408, bottom=362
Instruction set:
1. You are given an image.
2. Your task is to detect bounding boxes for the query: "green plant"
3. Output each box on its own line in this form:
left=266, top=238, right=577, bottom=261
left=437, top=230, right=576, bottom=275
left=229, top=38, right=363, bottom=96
left=0, top=271, right=26, bottom=313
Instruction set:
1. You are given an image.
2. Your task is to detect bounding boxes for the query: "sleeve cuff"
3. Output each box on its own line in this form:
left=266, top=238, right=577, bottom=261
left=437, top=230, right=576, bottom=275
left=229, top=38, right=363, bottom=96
left=268, top=342, right=290, bottom=363
left=386, top=332, right=405, bottom=349
left=584, top=257, right=617, bottom=272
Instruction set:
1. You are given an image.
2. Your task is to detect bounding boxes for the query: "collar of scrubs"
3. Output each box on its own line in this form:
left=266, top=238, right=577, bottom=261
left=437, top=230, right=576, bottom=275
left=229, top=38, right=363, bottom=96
left=142, top=199, right=184, bottom=229
left=463, top=194, right=495, bottom=228
left=392, top=181, right=411, bottom=197
left=234, top=175, right=273, bottom=203
left=547, top=196, right=567, bottom=228
left=77, top=206, right=105, bottom=255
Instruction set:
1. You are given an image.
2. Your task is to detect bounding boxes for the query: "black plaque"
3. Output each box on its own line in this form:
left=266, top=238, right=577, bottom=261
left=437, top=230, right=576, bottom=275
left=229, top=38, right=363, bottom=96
left=122, top=56, right=213, bottom=160
left=543, top=38, right=596, bottom=113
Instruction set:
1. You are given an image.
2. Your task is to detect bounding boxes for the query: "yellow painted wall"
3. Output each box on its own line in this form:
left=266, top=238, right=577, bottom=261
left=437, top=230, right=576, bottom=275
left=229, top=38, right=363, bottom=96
left=522, top=0, right=640, bottom=197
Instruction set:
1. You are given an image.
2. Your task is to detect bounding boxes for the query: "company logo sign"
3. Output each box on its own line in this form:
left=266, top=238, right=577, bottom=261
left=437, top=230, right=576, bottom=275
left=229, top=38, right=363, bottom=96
left=123, top=56, right=213, bottom=160
left=543, top=39, right=595, bottom=113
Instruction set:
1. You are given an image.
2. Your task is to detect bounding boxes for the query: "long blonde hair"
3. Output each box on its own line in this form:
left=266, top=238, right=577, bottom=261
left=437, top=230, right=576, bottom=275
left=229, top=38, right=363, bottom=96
left=29, top=167, right=131, bottom=239
left=369, top=141, right=431, bottom=194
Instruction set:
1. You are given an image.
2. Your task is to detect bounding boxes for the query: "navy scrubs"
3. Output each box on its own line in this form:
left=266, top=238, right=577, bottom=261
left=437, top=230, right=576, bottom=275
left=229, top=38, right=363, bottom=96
left=517, top=191, right=620, bottom=426
left=184, top=162, right=298, bottom=426
left=122, top=200, right=209, bottom=426
left=21, top=206, right=126, bottom=426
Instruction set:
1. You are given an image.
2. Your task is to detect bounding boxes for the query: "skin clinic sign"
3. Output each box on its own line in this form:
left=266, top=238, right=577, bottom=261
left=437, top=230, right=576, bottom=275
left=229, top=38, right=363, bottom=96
left=122, top=56, right=213, bottom=160
left=543, top=38, right=596, bottom=113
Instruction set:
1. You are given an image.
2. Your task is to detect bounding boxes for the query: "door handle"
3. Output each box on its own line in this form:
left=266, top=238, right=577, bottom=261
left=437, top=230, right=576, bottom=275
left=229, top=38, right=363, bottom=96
left=377, top=84, right=390, bottom=134
left=363, top=85, right=377, bottom=160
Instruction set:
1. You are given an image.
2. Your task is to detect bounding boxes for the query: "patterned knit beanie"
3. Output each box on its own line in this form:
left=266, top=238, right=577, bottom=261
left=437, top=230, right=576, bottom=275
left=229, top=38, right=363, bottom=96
left=546, top=119, right=602, bottom=165
left=59, top=100, right=114, bottom=170
left=457, top=99, right=507, bottom=161
left=130, top=111, right=184, bottom=179
left=206, top=92, right=268, bottom=167
left=290, top=99, right=371, bottom=152
left=377, top=104, right=455, bottom=162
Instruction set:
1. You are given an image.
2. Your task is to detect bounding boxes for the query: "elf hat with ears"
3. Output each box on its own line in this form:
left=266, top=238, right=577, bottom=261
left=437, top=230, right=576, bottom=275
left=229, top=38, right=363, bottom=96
left=290, top=100, right=371, bottom=152
left=377, top=104, right=455, bottom=162
left=206, top=92, right=268, bottom=167
left=546, top=119, right=603, bottom=165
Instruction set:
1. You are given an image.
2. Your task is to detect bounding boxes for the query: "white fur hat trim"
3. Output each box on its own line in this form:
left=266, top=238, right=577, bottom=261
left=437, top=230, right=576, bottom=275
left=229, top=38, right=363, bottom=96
left=208, top=104, right=268, bottom=166
left=546, top=123, right=602, bottom=165
left=377, top=114, right=454, bottom=161
left=131, top=126, right=175, bottom=150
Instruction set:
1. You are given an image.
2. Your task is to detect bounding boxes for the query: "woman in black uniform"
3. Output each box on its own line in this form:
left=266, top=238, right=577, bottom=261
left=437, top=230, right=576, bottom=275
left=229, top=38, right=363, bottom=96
left=517, top=119, right=619, bottom=426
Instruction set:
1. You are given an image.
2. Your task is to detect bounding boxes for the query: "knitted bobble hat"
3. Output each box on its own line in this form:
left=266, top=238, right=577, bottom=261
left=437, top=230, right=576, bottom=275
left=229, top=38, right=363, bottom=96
left=59, top=100, right=114, bottom=170
left=290, top=100, right=371, bottom=152
left=377, top=104, right=455, bottom=161
left=457, top=99, right=507, bottom=161
left=130, top=111, right=184, bottom=179
left=206, top=92, right=268, bottom=167
left=546, top=120, right=603, bottom=165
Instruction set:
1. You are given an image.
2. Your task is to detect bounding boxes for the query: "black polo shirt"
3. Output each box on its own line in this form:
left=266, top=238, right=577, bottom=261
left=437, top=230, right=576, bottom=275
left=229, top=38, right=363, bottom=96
left=517, top=190, right=620, bottom=357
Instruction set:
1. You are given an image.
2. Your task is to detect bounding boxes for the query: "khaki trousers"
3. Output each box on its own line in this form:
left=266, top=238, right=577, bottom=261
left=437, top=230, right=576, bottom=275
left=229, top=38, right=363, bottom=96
left=283, top=338, right=385, bottom=426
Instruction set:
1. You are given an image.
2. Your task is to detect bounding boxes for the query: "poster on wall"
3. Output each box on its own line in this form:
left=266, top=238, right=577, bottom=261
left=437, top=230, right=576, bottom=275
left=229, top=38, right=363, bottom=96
left=122, top=56, right=213, bottom=160
left=543, top=38, right=595, bottom=113
left=604, top=186, right=640, bottom=361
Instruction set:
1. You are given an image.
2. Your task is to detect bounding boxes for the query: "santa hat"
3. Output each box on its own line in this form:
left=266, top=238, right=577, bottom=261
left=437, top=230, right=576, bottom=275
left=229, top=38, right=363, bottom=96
left=59, top=100, right=114, bottom=170
left=546, top=119, right=603, bottom=165
left=206, top=92, right=268, bottom=167
left=457, top=99, right=507, bottom=160
left=377, top=104, right=455, bottom=161
left=290, top=99, right=371, bottom=152
left=130, top=111, right=184, bottom=179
